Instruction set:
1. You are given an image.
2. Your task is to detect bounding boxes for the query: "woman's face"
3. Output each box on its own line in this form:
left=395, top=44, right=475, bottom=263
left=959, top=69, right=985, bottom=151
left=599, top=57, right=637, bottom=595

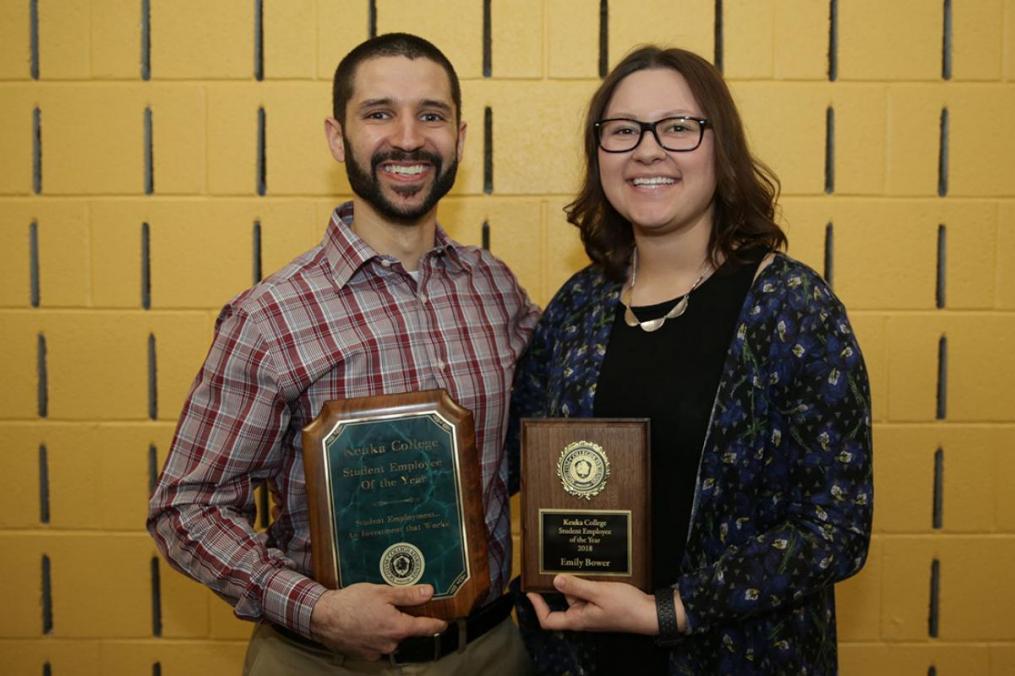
left=597, top=68, right=717, bottom=240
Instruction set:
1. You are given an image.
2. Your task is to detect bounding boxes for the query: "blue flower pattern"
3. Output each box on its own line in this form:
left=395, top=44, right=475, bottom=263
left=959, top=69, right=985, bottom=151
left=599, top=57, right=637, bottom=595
left=508, top=255, right=873, bottom=675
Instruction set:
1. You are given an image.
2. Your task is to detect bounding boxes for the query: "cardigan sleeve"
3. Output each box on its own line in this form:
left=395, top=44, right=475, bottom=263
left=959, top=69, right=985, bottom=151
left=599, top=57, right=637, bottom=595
left=507, top=313, right=604, bottom=676
left=674, top=271, right=874, bottom=636
left=506, top=300, right=557, bottom=495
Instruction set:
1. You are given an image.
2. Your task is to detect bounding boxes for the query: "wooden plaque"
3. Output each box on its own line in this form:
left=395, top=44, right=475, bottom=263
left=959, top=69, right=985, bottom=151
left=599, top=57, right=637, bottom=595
left=520, top=418, right=651, bottom=592
left=302, top=390, right=490, bottom=620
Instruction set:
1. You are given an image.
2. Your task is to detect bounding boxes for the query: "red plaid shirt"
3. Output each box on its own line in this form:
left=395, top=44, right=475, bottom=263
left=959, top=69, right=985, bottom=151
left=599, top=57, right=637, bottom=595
left=148, top=202, right=538, bottom=635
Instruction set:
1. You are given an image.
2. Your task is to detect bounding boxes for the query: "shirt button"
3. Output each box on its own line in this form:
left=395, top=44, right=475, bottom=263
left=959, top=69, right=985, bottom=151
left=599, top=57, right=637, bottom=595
left=436, top=360, right=446, bottom=371
left=380, top=259, right=392, bottom=267
left=417, top=292, right=427, bottom=303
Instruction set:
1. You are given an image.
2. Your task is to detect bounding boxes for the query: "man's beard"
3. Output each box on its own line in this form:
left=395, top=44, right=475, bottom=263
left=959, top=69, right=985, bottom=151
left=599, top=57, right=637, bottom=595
left=344, top=141, right=458, bottom=225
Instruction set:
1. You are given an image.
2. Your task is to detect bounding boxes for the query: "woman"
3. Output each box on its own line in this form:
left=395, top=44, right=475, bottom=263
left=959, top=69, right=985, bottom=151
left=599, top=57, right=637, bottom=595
left=509, top=46, right=873, bottom=674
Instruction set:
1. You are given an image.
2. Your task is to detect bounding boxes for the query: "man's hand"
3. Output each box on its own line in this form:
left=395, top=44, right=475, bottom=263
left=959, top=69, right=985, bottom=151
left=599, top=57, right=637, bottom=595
left=526, top=574, right=661, bottom=635
left=309, top=583, right=448, bottom=661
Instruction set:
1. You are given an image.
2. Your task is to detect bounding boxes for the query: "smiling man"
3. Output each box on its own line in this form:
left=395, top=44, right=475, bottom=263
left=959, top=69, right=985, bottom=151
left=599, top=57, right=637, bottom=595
left=148, top=34, right=538, bottom=676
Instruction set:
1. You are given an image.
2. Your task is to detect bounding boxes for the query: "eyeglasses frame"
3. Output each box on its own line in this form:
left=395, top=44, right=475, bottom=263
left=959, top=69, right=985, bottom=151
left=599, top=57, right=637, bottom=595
left=593, top=116, right=710, bottom=153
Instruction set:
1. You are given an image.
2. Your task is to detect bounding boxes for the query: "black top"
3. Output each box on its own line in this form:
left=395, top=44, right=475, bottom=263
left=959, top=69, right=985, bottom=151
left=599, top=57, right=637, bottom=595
left=592, top=253, right=762, bottom=673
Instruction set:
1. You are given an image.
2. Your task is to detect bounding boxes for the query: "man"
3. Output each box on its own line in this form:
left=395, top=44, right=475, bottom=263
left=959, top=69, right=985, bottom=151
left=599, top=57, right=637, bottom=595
left=148, top=33, right=537, bottom=675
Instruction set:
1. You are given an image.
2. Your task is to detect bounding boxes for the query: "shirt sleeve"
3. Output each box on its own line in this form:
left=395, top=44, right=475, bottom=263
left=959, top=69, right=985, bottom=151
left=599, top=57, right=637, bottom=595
left=675, top=276, right=874, bottom=636
left=147, top=304, right=326, bottom=635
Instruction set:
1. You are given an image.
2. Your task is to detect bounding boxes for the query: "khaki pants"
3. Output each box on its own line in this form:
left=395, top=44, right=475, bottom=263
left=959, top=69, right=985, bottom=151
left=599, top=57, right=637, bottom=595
left=243, top=617, right=533, bottom=676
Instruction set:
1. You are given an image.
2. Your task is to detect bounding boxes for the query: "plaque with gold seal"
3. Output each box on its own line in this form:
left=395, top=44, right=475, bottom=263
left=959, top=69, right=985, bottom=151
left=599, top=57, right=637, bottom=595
left=520, top=418, right=651, bottom=592
left=302, top=390, right=490, bottom=621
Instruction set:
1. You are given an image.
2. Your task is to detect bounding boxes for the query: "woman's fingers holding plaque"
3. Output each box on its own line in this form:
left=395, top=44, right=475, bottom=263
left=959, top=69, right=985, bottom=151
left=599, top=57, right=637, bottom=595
left=563, top=593, right=584, bottom=608
left=526, top=575, right=659, bottom=635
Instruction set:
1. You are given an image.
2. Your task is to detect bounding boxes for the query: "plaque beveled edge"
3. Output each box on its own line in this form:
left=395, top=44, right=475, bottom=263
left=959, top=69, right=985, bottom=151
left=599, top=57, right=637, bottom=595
left=302, top=389, right=491, bottom=619
left=536, top=508, right=634, bottom=577
left=319, top=409, right=472, bottom=598
left=426, top=411, right=472, bottom=598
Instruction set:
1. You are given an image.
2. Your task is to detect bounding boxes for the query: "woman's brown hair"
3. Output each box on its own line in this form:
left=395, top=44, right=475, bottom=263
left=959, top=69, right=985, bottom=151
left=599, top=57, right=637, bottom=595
left=567, top=46, right=787, bottom=281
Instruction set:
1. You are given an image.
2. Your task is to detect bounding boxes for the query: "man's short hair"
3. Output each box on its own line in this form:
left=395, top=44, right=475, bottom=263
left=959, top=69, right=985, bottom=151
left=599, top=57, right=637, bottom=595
left=332, top=33, right=462, bottom=125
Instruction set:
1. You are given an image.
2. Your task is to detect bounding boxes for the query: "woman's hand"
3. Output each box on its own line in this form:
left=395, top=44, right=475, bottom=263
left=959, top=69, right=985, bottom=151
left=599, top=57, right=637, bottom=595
left=526, top=574, right=664, bottom=635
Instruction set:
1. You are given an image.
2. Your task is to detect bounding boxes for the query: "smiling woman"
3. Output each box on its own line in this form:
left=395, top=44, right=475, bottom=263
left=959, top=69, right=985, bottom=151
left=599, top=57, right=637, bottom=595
left=595, top=67, right=717, bottom=265
left=510, top=45, right=873, bottom=675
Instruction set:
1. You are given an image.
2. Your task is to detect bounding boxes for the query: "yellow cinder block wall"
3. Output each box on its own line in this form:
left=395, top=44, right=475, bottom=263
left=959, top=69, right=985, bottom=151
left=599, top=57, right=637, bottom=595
left=2, top=1, right=1014, bottom=673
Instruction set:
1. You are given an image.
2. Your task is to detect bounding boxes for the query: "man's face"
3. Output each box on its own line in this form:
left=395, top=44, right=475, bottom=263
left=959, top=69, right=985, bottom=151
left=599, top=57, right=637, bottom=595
left=329, top=56, right=465, bottom=224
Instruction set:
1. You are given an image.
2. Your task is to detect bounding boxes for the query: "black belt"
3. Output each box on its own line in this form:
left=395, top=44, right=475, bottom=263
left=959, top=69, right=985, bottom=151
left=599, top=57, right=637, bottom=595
left=271, top=592, right=514, bottom=664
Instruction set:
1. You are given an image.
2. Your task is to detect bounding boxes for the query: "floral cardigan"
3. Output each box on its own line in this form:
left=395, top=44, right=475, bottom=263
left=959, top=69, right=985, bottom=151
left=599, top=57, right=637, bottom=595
left=507, top=254, right=873, bottom=675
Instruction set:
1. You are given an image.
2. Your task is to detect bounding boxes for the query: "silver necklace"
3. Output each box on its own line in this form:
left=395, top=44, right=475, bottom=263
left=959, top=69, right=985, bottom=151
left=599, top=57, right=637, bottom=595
left=621, top=250, right=710, bottom=333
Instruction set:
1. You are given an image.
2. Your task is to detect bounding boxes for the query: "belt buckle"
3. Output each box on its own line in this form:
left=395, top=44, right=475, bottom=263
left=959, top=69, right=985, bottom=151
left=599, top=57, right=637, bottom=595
left=387, top=619, right=466, bottom=665
left=388, top=630, right=443, bottom=666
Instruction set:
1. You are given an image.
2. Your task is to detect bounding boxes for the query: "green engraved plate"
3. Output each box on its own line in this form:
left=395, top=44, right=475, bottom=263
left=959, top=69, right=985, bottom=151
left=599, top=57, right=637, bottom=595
left=323, top=413, right=468, bottom=596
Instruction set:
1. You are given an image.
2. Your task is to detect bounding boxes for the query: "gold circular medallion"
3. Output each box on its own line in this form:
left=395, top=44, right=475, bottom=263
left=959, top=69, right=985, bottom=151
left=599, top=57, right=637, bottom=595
left=379, top=542, right=425, bottom=586
left=557, top=440, right=610, bottom=500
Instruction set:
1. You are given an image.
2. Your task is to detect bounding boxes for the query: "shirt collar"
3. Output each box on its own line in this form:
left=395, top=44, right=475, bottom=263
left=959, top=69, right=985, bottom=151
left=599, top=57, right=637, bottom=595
left=323, top=201, right=469, bottom=289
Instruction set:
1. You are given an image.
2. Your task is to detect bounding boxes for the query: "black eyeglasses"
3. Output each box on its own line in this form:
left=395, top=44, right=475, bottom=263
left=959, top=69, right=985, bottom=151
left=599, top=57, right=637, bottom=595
left=594, top=116, right=709, bottom=153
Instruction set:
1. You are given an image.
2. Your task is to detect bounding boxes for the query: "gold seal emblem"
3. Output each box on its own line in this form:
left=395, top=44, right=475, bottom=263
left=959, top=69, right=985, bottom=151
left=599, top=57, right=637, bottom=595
left=379, top=543, right=425, bottom=586
left=557, top=440, right=610, bottom=500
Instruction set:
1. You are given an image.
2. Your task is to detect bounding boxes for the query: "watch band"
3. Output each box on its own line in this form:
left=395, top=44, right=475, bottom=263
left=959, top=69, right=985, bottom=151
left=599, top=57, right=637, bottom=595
left=654, top=587, right=680, bottom=639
